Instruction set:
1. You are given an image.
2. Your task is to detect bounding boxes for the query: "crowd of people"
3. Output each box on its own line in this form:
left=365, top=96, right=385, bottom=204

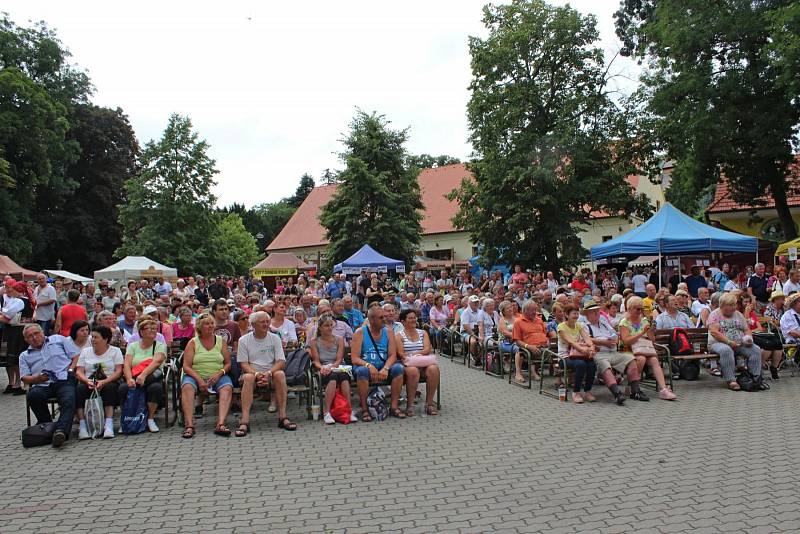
left=1, top=257, right=795, bottom=447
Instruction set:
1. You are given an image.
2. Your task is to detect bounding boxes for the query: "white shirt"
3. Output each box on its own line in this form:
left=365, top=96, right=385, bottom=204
left=34, top=284, right=57, bottom=321
left=724, top=280, right=740, bottom=292
left=460, top=306, right=481, bottom=333
left=477, top=310, right=500, bottom=339
left=237, top=331, right=285, bottom=372
left=77, top=345, right=123, bottom=379
left=691, top=300, right=710, bottom=318
left=271, top=318, right=297, bottom=343
left=632, top=275, right=648, bottom=293
left=1, top=296, right=24, bottom=325
left=579, top=315, right=617, bottom=353
left=783, top=280, right=800, bottom=295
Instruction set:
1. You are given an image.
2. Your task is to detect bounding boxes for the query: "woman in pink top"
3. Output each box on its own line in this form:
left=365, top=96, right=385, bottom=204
left=172, top=306, right=195, bottom=348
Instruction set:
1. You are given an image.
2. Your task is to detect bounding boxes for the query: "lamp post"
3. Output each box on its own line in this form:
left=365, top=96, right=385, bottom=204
left=56, top=258, right=63, bottom=270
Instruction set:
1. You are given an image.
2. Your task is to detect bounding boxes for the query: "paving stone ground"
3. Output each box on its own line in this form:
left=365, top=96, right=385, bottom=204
left=1, top=356, right=799, bottom=534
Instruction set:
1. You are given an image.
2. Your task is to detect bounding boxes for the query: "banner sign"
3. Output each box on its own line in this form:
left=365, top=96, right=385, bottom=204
left=395, top=265, right=405, bottom=273
left=251, top=268, right=298, bottom=277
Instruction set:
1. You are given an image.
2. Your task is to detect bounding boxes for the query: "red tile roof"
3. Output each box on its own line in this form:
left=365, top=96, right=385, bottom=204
left=706, top=168, right=800, bottom=214
left=267, top=164, right=471, bottom=251
left=586, top=175, right=640, bottom=218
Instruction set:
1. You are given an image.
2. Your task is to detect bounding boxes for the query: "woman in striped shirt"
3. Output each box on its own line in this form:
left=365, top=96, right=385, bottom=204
left=396, top=309, right=439, bottom=416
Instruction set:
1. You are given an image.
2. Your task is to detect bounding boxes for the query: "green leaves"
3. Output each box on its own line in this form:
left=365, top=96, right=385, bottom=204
left=320, top=111, right=423, bottom=268
left=454, top=0, right=649, bottom=270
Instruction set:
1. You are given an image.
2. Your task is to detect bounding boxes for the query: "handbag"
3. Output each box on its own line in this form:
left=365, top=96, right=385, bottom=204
left=21, top=422, right=56, bottom=448
left=84, top=387, right=104, bottom=439
left=405, top=354, right=438, bottom=367
left=631, top=337, right=658, bottom=357
left=737, top=370, right=769, bottom=392
left=120, top=386, right=148, bottom=434
left=752, top=331, right=782, bottom=351
left=366, top=387, right=388, bottom=421
left=330, top=389, right=353, bottom=424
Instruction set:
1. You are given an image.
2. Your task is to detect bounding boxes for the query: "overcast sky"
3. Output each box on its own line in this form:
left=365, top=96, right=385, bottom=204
left=5, top=0, right=636, bottom=207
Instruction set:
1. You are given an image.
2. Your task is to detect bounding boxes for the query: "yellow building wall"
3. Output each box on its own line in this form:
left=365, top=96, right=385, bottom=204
left=418, top=232, right=474, bottom=261
left=707, top=210, right=800, bottom=241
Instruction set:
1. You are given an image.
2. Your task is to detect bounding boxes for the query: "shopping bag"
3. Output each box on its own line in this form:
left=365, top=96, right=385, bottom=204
left=120, top=386, right=147, bottom=434
left=367, top=387, right=388, bottom=421
left=330, top=389, right=352, bottom=424
left=84, top=387, right=104, bottom=439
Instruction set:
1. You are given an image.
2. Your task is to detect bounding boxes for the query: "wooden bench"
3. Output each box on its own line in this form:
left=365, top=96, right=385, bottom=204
left=652, top=327, right=718, bottom=389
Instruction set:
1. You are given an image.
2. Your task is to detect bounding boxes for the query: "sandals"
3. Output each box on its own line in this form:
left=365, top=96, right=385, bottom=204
left=182, top=426, right=195, bottom=439
left=214, top=423, right=232, bottom=437
left=389, top=408, right=407, bottom=419
left=405, top=407, right=415, bottom=417
left=710, top=368, right=722, bottom=377
left=426, top=405, right=438, bottom=416
left=361, top=412, right=373, bottom=422
left=235, top=423, right=250, bottom=437
left=278, top=417, right=297, bottom=431
left=728, top=381, right=741, bottom=391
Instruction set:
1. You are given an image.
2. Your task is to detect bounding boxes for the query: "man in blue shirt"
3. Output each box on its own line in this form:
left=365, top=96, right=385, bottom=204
left=19, top=324, right=79, bottom=447
left=342, top=295, right=364, bottom=329
left=325, top=274, right=343, bottom=299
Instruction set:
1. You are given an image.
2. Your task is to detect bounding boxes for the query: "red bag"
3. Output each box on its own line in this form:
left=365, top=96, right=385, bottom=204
left=330, top=389, right=352, bottom=425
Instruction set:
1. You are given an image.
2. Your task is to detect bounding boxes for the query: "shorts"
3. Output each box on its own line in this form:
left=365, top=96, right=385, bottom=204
left=594, top=351, right=635, bottom=374
left=499, top=341, right=518, bottom=354
left=181, top=374, right=234, bottom=392
left=461, top=332, right=476, bottom=343
left=354, top=363, right=404, bottom=382
left=320, top=370, right=350, bottom=386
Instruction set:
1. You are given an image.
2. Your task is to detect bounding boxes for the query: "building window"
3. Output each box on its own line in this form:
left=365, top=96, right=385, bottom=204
left=424, top=249, right=452, bottom=260
left=602, top=235, right=613, bottom=242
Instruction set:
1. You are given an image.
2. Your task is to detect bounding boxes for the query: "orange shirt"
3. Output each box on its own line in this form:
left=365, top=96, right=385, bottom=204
left=512, top=314, right=549, bottom=347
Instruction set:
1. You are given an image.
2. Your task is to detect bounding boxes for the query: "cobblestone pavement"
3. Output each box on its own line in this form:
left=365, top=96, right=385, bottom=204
left=1, top=356, right=799, bottom=534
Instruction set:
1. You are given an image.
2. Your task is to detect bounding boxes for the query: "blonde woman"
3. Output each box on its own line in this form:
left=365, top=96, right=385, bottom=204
left=119, top=317, right=167, bottom=433
left=619, top=296, right=676, bottom=401
left=707, top=292, right=763, bottom=390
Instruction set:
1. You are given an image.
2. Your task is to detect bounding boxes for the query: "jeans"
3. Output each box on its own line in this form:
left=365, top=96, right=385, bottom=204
left=354, top=363, right=404, bottom=382
left=565, top=358, right=597, bottom=393
left=27, top=375, right=76, bottom=435
left=36, top=320, right=52, bottom=337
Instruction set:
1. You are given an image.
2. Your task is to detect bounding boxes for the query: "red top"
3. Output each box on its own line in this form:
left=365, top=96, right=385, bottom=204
left=59, top=304, right=88, bottom=337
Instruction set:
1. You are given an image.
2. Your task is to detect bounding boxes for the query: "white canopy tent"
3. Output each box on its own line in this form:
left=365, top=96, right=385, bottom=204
left=94, top=256, right=177, bottom=287
left=44, top=270, right=93, bottom=283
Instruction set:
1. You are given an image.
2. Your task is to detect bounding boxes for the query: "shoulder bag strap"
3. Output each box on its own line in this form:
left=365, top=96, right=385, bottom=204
left=363, top=326, right=386, bottom=365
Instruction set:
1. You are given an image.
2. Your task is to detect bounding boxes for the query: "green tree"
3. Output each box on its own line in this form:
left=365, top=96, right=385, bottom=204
left=320, top=168, right=338, bottom=185
left=451, top=0, right=652, bottom=270
left=320, top=111, right=423, bottom=266
left=406, top=154, right=461, bottom=169
left=117, top=113, right=218, bottom=274
left=615, top=0, right=800, bottom=239
left=287, top=173, right=315, bottom=208
left=219, top=200, right=296, bottom=251
left=215, top=213, right=260, bottom=274
left=35, top=104, right=139, bottom=273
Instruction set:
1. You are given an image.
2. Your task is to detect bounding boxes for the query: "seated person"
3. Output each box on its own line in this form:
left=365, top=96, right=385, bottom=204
left=179, top=313, right=234, bottom=438
left=655, top=295, right=693, bottom=330
left=19, top=324, right=79, bottom=448
left=237, top=311, right=297, bottom=434
left=557, top=304, right=597, bottom=404
left=619, top=297, right=677, bottom=400
left=119, top=317, right=167, bottom=434
left=579, top=301, right=641, bottom=405
left=708, top=293, right=765, bottom=391
left=395, top=309, right=440, bottom=417
left=350, top=305, right=405, bottom=421
left=309, top=313, right=356, bottom=425
left=779, top=292, right=800, bottom=344
left=342, top=295, right=365, bottom=330
left=172, top=306, right=195, bottom=349
left=459, top=295, right=483, bottom=364
left=511, top=300, right=550, bottom=383
left=75, top=325, right=123, bottom=439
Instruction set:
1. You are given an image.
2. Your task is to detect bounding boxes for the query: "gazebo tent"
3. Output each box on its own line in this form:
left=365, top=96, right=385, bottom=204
left=44, top=270, right=93, bottom=283
left=94, top=256, right=178, bottom=284
left=775, top=237, right=800, bottom=258
left=0, top=255, right=40, bottom=280
left=590, top=204, right=758, bottom=282
left=250, top=253, right=313, bottom=277
left=333, top=245, right=404, bottom=274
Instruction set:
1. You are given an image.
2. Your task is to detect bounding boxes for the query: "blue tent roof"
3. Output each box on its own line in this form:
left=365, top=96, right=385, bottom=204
left=333, top=244, right=404, bottom=272
left=590, top=204, right=757, bottom=261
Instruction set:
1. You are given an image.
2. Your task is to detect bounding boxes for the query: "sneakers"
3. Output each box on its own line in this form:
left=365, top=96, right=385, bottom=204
left=658, top=388, right=677, bottom=401
left=267, top=403, right=277, bottom=413
left=614, top=391, right=627, bottom=406
left=52, top=430, right=67, bottom=448
left=103, top=422, right=115, bottom=439
left=11, top=387, right=25, bottom=396
left=147, top=419, right=160, bottom=433
left=323, top=412, right=335, bottom=425
left=78, top=425, right=90, bottom=440
left=630, top=390, right=650, bottom=402
left=350, top=411, right=359, bottom=423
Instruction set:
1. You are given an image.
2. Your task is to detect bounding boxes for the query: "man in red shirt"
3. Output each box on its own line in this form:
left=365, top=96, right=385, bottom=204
left=571, top=273, right=590, bottom=293
left=511, top=300, right=550, bottom=383
left=54, top=289, right=88, bottom=337
left=510, top=265, right=529, bottom=286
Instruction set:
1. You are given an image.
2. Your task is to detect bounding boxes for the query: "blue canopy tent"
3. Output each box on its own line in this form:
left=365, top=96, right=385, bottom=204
left=333, top=244, right=405, bottom=274
left=590, top=204, right=758, bottom=284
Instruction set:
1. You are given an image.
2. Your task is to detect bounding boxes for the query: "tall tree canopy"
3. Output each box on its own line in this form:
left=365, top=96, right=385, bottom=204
left=219, top=200, right=296, bottom=252
left=615, top=0, right=800, bottom=238
left=406, top=154, right=461, bottom=170
left=287, top=173, right=315, bottom=208
left=320, top=111, right=423, bottom=267
left=451, top=0, right=651, bottom=270
left=117, top=113, right=218, bottom=274
left=215, top=213, right=261, bottom=274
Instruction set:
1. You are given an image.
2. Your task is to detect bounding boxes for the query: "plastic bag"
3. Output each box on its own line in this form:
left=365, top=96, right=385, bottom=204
left=120, top=386, right=147, bottom=434
left=330, top=389, right=352, bottom=424
left=84, top=387, right=104, bottom=439
left=367, top=387, right=388, bottom=421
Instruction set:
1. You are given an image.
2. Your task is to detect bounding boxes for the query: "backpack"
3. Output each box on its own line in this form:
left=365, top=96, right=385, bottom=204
left=669, top=328, right=693, bottom=356
left=283, top=348, right=310, bottom=386
left=737, top=370, right=769, bottom=392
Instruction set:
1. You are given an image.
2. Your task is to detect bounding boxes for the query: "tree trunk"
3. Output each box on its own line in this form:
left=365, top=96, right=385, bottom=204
left=771, top=177, right=798, bottom=240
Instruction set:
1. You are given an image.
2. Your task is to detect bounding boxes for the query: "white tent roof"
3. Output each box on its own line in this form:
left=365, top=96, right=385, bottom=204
left=94, top=256, right=177, bottom=282
left=44, top=270, right=93, bottom=283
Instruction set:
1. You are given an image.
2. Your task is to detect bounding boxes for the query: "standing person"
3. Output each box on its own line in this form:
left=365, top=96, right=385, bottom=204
left=0, top=281, right=33, bottom=395
left=632, top=269, right=649, bottom=297
left=33, top=274, right=57, bottom=336
left=194, top=278, right=210, bottom=306
left=342, top=295, right=365, bottom=330
left=723, top=269, right=741, bottom=292
left=685, top=266, right=707, bottom=298
left=746, top=263, right=770, bottom=311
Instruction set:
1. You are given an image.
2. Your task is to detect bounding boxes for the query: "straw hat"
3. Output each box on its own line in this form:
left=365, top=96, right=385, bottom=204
left=786, top=292, right=800, bottom=308
left=769, top=291, right=785, bottom=302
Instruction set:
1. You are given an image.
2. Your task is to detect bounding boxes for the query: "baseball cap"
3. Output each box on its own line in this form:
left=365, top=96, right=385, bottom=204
left=469, top=295, right=480, bottom=303
left=143, top=305, right=158, bottom=315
